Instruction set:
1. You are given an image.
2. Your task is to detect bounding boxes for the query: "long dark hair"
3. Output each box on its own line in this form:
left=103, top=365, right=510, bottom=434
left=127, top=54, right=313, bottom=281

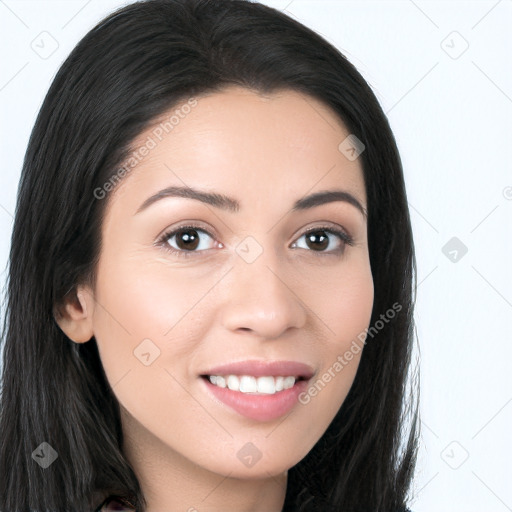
left=0, top=0, right=419, bottom=510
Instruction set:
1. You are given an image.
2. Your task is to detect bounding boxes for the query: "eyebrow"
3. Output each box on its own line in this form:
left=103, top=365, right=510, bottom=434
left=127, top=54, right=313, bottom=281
left=135, top=186, right=367, bottom=219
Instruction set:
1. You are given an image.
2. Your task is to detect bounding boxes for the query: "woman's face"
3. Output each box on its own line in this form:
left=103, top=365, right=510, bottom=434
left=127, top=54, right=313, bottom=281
left=78, top=85, right=373, bottom=479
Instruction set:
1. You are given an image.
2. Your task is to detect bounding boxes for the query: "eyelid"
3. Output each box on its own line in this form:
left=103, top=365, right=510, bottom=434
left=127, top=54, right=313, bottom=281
left=155, top=222, right=219, bottom=258
left=292, top=223, right=354, bottom=255
left=298, top=222, right=353, bottom=241
left=156, top=221, right=354, bottom=258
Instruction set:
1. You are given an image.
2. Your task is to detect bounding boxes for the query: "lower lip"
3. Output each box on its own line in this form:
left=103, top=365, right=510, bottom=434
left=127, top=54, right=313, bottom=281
left=201, top=377, right=310, bottom=422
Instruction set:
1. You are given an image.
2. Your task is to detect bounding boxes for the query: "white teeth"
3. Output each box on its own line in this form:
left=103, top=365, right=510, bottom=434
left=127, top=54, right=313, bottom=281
left=207, top=374, right=298, bottom=394
left=257, top=376, right=275, bottom=394
left=283, top=376, right=295, bottom=390
left=227, top=375, right=240, bottom=391
left=239, top=376, right=258, bottom=393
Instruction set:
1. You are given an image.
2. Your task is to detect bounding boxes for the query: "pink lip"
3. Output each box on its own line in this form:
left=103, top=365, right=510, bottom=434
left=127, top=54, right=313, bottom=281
left=200, top=360, right=315, bottom=379
left=201, top=376, right=311, bottom=422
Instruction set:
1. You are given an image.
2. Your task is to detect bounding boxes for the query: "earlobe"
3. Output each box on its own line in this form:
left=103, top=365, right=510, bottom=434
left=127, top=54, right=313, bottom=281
left=54, top=286, right=95, bottom=343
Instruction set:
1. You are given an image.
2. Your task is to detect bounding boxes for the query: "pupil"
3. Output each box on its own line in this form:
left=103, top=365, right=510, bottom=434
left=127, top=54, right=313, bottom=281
left=177, top=229, right=199, bottom=250
left=307, top=231, right=328, bottom=251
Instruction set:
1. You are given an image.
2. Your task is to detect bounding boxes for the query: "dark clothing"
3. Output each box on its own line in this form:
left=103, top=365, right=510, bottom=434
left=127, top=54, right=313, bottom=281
left=95, top=495, right=412, bottom=512
left=95, top=496, right=136, bottom=511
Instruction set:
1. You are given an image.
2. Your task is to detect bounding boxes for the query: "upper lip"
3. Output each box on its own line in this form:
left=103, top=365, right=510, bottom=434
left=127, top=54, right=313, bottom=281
left=200, top=360, right=315, bottom=379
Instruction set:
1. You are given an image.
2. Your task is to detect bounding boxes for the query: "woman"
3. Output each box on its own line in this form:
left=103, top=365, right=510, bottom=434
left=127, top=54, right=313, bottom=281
left=0, top=0, right=419, bottom=511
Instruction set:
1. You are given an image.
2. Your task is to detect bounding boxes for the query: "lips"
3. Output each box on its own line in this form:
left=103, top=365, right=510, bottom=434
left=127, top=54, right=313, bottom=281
left=202, top=377, right=311, bottom=421
left=199, top=360, right=315, bottom=422
left=199, top=360, right=315, bottom=379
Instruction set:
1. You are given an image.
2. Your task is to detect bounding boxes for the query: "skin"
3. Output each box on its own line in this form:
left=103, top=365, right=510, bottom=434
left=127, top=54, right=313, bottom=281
left=57, top=85, right=374, bottom=512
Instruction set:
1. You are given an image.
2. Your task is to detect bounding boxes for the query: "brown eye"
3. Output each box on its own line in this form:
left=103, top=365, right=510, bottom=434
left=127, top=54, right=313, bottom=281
left=291, top=226, right=353, bottom=255
left=174, top=228, right=201, bottom=250
left=161, top=226, right=217, bottom=254
left=304, top=230, right=329, bottom=251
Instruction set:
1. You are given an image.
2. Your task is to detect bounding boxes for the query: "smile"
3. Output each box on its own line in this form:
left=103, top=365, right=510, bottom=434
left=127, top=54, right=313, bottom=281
left=206, top=374, right=299, bottom=394
left=201, top=376, right=311, bottom=422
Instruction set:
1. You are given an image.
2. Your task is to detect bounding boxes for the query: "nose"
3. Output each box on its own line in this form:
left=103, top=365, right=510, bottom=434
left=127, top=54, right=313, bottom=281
left=219, top=249, right=307, bottom=339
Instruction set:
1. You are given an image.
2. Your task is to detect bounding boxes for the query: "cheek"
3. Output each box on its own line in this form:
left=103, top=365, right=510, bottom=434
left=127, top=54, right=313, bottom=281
left=302, top=253, right=374, bottom=350
left=92, top=252, right=217, bottom=345
left=295, top=258, right=373, bottom=435
left=326, top=263, right=374, bottom=341
left=90, top=256, right=217, bottom=425
left=90, top=254, right=222, bottom=382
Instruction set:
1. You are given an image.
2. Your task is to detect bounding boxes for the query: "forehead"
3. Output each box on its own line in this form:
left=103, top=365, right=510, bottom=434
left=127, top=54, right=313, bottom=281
left=110, top=85, right=366, bottom=213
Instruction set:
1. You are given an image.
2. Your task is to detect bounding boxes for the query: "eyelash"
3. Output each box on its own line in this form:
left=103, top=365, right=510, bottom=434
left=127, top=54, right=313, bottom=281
left=156, top=223, right=355, bottom=259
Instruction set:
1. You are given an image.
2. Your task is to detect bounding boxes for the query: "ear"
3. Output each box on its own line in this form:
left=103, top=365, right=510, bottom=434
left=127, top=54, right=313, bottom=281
left=54, top=285, right=95, bottom=343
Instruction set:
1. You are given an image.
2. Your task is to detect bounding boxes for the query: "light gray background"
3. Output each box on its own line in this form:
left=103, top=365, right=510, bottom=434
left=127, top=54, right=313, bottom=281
left=1, top=1, right=511, bottom=511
